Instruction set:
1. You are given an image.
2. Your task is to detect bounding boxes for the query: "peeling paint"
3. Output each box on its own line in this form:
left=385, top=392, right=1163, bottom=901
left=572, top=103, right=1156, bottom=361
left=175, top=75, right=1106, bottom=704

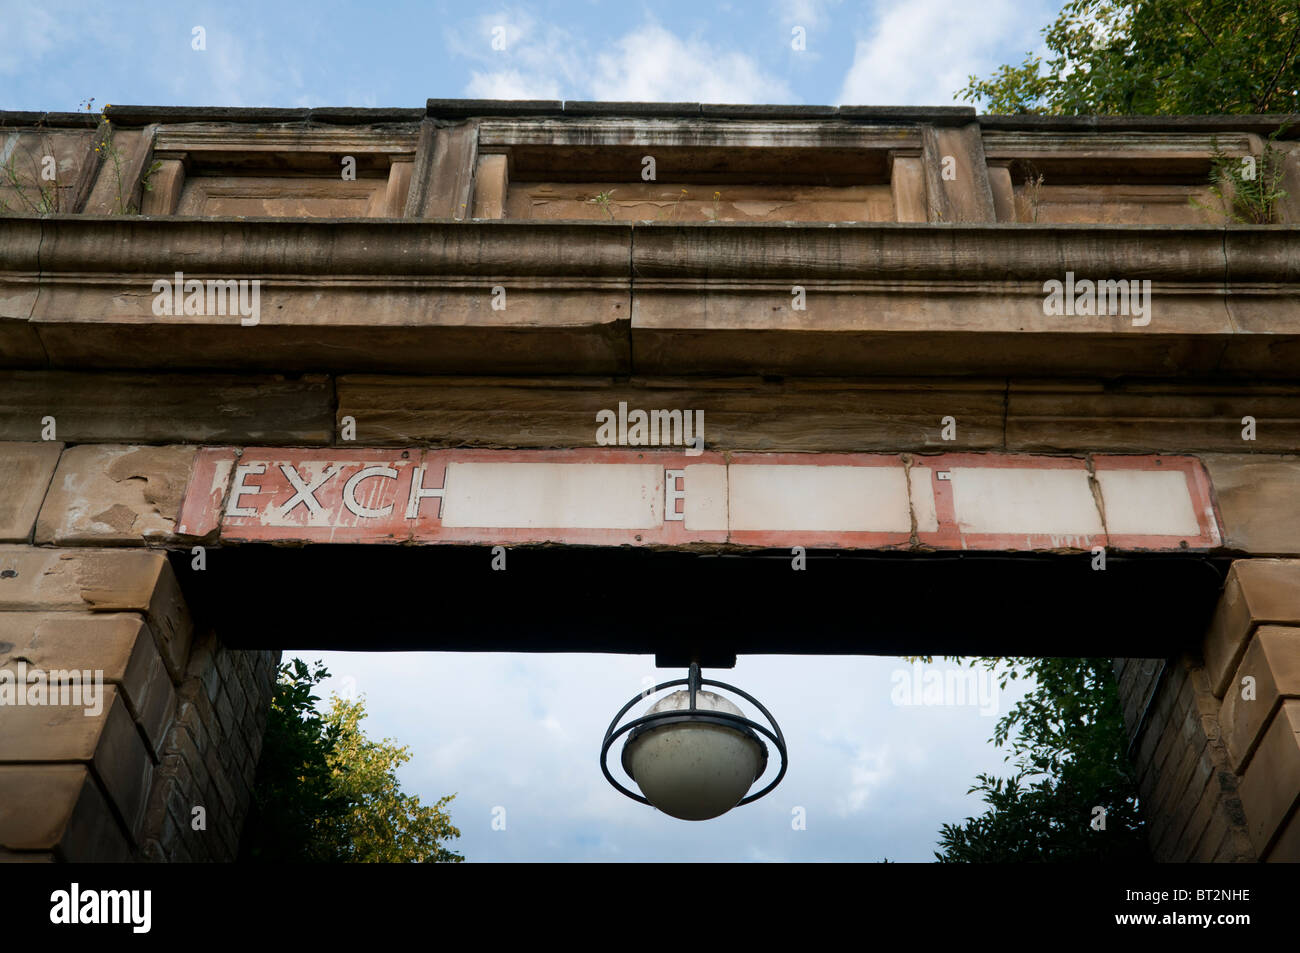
left=175, top=447, right=1221, bottom=552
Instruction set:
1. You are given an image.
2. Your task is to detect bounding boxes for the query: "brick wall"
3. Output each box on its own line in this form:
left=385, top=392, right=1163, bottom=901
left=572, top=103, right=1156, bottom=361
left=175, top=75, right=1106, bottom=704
left=1114, top=655, right=1256, bottom=861
left=137, top=630, right=278, bottom=862
left=1117, top=559, right=1300, bottom=862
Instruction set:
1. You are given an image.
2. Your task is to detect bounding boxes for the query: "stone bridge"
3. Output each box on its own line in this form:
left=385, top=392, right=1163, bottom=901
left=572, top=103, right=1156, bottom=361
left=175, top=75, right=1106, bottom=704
left=1, top=100, right=1298, bottom=861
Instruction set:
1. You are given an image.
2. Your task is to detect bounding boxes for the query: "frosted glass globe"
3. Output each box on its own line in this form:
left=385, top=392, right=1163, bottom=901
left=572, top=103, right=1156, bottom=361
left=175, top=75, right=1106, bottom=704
left=622, top=690, right=765, bottom=821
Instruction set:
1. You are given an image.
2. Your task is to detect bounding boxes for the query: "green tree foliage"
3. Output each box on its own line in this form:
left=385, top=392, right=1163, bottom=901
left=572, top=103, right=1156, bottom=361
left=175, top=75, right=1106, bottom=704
left=961, top=0, right=1300, bottom=115
left=239, top=658, right=349, bottom=861
left=932, top=657, right=1150, bottom=862
left=325, top=694, right=464, bottom=863
left=240, top=658, right=463, bottom=863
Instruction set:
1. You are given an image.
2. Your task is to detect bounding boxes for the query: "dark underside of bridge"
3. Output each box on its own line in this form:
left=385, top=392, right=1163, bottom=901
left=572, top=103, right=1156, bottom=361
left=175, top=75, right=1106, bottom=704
left=174, top=547, right=1229, bottom=664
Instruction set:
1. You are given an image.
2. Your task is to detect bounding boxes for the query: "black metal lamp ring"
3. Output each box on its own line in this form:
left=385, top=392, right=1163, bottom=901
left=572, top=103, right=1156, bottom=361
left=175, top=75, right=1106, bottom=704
left=599, top=665, right=788, bottom=810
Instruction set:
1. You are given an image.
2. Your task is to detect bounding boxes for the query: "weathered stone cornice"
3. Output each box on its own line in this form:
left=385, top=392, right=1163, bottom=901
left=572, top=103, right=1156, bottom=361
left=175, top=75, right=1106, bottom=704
left=0, top=216, right=632, bottom=276
left=478, top=117, right=920, bottom=149
left=10, top=216, right=1291, bottom=276
left=1, top=217, right=1297, bottom=377
left=4, top=105, right=1291, bottom=135
left=977, top=113, right=1300, bottom=137
left=981, top=130, right=1258, bottom=161
left=632, top=221, right=1296, bottom=278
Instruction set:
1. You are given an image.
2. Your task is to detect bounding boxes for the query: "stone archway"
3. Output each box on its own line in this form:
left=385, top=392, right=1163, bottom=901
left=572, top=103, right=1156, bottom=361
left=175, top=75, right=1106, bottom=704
left=2, top=99, right=1299, bottom=862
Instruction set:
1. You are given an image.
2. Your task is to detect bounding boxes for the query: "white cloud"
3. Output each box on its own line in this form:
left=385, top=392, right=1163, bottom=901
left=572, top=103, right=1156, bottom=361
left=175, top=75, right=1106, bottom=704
left=202, top=27, right=287, bottom=106
left=0, top=4, right=59, bottom=75
left=590, top=24, right=794, bottom=103
left=837, top=744, right=894, bottom=815
left=429, top=734, right=474, bottom=775
left=836, top=0, right=1053, bottom=106
left=454, top=18, right=794, bottom=104
left=539, top=714, right=567, bottom=741
left=774, top=0, right=843, bottom=30
left=453, top=9, right=581, bottom=100
left=465, top=68, right=562, bottom=100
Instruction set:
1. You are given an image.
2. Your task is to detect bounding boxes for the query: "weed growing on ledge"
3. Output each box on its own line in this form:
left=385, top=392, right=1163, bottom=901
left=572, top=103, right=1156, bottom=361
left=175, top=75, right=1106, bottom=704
left=1017, top=164, right=1045, bottom=223
left=656, top=187, right=688, bottom=221
left=1, top=98, right=161, bottom=217
left=0, top=115, right=63, bottom=215
left=588, top=188, right=616, bottom=220
left=1191, top=121, right=1293, bottom=224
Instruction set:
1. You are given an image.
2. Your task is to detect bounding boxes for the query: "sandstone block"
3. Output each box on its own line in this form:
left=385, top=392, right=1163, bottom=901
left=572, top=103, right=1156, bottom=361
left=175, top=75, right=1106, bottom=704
left=0, top=688, right=153, bottom=843
left=0, top=548, right=193, bottom=681
left=1203, top=560, right=1300, bottom=697
left=1265, top=802, right=1300, bottom=861
left=0, top=612, right=177, bottom=756
left=36, top=444, right=197, bottom=545
left=0, top=371, right=334, bottom=444
left=0, top=764, right=131, bottom=861
left=1220, top=625, right=1300, bottom=773
left=1203, top=455, right=1300, bottom=554
left=0, top=443, right=62, bottom=542
left=1238, top=699, right=1300, bottom=858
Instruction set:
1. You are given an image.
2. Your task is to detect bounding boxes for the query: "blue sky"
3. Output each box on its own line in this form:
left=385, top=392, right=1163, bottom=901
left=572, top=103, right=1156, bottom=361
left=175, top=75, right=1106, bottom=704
left=1, top=0, right=1059, bottom=111
left=2, top=0, right=1062, bottom=861
left=309, top=652, right=1032, bottom=861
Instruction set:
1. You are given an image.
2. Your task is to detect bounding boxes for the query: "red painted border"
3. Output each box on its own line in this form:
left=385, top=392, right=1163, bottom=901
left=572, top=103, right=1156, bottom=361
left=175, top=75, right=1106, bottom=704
left=1092, top=454, right=1221, bottom=550
left=912, top=453, right=1101, bottom=551
left=176, top=447, right=238, bottom=538
left=177, top=447, right=1223, bottom=552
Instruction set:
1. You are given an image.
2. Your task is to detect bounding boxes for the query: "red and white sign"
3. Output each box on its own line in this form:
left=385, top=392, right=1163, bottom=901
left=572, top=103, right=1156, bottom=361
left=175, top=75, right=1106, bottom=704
left=176, top=448, right=1222, bottom=551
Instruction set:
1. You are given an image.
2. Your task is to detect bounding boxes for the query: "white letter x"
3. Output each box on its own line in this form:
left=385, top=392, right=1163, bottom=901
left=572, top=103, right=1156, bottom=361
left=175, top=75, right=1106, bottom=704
left=280, top=464, right=342, bottom=517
